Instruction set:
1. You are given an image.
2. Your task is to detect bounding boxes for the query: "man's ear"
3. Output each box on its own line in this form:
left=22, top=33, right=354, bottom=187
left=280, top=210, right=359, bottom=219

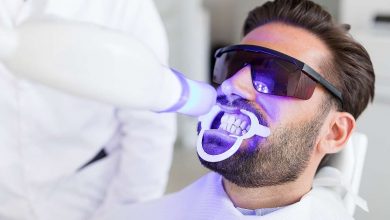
left=318, top=111, right=356, bottom=154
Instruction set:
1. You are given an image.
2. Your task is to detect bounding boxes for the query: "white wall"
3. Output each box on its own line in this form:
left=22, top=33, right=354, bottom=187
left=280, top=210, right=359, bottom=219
left=341, top=1, right=390, bottom=219
left=355, top=102, right=390, bottom=220
left=204, top=0, right=267, bottom=44
left=340, top=0, right=390, bottom=28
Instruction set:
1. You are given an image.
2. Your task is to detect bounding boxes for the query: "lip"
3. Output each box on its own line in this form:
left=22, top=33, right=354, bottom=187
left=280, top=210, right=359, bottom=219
left=216, top=103, right=240, bottom=114
left=216, top=101, right=268, bottom=127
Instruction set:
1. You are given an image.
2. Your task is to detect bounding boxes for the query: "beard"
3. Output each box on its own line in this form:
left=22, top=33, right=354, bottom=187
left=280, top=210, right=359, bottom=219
left=199, top=100, right=330, bottom=188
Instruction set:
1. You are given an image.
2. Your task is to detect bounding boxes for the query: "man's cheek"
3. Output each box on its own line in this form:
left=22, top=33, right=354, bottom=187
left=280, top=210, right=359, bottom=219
left=240, top=136, right=264, bottom=153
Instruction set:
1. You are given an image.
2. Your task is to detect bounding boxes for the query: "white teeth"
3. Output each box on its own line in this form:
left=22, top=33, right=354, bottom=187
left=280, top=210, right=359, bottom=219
left=234, top=119, right=242, bottom=127
left=226, top=123, right=233, bottom=132
left=240, top=121, right=247, bottom=129
left=230, top=125, right=237, bottom=134
left=235, top=127, right=242, bottom=135
left=230, top=124, right=237, bottom=133
left=227, top=115, right=235, bottom=124
left=219, top=122, right=227, bottom=130
left=217, top=113, right=251, bottom=136
left=221, top=114, right=228, bottom=123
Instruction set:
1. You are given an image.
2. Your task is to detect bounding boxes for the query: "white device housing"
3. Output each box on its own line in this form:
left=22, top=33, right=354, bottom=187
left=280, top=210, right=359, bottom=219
left=0, top=18, right=216, bottom=116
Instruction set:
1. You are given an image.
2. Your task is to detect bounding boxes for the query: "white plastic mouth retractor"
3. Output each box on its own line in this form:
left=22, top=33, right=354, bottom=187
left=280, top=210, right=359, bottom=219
left=197, top=105, right=270, bottom=162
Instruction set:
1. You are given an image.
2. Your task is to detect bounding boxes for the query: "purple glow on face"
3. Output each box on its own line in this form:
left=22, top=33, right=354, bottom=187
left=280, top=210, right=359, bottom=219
left=254, top=94, right=280, bottom=121
left=199, top=95, right=269, bottom=159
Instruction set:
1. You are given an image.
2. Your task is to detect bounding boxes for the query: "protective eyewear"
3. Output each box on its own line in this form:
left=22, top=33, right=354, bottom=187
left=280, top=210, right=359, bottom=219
left=213, top=44, right=343, bottom=104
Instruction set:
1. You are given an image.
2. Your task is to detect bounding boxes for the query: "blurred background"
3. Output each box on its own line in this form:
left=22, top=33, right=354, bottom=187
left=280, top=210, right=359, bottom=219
left=152, top=0, right=390, bottom=219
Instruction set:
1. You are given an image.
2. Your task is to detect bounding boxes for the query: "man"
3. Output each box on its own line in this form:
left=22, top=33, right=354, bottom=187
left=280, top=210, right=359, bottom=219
left=0, top=0, right=176, bottom=219
left=98, top=0, right=375, bottom=219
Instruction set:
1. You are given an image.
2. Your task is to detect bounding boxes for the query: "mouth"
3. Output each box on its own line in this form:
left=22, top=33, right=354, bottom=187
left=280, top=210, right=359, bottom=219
left=209, top=106, right=252, bottom=137
left=201, top=106, right=252, bottom=155
left=197, top=103, right=270, bottom=162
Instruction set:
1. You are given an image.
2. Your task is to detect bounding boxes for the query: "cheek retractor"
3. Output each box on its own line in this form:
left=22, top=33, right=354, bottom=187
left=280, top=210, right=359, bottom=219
left=197, top=105, right=271, bottom=162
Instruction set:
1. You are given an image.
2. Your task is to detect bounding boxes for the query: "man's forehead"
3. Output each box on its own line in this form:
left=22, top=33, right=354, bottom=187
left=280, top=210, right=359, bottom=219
left=241, top=22, right=330, bottom=75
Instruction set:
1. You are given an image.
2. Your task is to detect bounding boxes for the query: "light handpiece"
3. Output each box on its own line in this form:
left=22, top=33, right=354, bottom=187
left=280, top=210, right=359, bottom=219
left=0, top=18, right=216, bottom=116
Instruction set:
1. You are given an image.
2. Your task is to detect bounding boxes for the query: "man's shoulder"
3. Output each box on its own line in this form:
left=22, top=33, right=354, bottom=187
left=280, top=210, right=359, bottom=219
left=103, top=172, right=222, bottom=220
left=141, top=171, right=221, bottom=207
left=102, top=172, right=355, bottom=220
left=262, top=186, right=354, bottom=220
left=306, top=186, right=355, bottom=220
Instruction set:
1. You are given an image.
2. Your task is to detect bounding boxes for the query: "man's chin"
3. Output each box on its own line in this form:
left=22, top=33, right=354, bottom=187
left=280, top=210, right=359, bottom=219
left=197, top=151, right=245, bottom=186
left=197, top=135, right=268, bottom=188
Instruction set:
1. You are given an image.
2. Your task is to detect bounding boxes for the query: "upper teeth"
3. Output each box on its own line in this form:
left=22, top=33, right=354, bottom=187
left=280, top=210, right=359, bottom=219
left=219, top=113, right=251, bottom=136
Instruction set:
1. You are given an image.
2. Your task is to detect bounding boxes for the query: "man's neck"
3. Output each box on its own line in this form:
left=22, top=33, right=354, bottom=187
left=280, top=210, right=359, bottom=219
left=222, top=175, right=312, bottom=210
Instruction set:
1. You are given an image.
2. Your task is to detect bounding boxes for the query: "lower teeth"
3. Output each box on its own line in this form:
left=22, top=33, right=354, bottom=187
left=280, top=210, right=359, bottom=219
left=218, top=126, right=247, bottom=136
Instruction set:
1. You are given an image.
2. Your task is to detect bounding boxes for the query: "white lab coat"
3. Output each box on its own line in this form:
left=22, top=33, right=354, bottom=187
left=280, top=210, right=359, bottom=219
left=101, top=172, right=354, bottom=220
left=0, top=0, right=176, bottom=219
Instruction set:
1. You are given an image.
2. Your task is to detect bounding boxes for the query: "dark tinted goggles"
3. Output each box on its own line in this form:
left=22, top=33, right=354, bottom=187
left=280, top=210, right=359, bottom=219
left=213, top=44, right=343, bottom=104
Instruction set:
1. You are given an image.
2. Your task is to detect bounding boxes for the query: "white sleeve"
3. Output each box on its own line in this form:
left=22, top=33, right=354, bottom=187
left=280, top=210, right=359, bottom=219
left=93, top=109, right=176, bottom=203
left=42, top=0, right=176, bottom=217
left=90, top=0, right=176, bottom=218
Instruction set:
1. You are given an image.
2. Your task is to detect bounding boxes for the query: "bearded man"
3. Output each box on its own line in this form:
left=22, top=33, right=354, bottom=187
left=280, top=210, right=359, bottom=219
left=97, top=0, right=375, bottom=219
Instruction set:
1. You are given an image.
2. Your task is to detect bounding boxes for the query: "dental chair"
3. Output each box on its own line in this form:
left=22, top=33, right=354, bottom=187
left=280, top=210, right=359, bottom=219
left=313, top=132, right=369, bottom=216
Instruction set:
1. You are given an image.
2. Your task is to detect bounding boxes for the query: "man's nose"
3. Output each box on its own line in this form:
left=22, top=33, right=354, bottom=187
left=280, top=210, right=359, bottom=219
left=220, top=65, right=256, bottom=100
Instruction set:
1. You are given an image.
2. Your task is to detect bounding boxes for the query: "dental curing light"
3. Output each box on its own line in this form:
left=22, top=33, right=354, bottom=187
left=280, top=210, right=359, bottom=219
left=0, top=17, right=216, bottom=116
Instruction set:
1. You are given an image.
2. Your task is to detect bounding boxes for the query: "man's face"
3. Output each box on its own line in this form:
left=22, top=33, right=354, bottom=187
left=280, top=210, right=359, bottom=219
left=199, top=22, right=332, bottom=187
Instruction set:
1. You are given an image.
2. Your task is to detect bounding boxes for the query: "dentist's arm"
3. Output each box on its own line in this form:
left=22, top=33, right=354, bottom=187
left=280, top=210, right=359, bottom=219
left=89, top=1, right=177, bottom=218
left=0, top=17, right=216, bottom=116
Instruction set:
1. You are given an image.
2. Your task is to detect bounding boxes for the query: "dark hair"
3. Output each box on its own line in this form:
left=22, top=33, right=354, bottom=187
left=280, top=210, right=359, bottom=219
left=243, top=0, right=375, bottom=119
